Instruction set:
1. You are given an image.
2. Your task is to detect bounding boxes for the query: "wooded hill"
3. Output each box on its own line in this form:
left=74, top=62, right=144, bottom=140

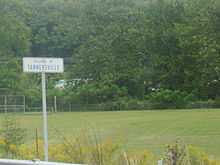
left=1, top=0, right=220, bottom=109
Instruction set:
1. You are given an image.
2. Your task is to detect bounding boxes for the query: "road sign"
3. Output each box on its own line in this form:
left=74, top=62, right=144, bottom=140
left=23, top=57, right=64, bottom=161
left=23, top=57, right=64, bottom=73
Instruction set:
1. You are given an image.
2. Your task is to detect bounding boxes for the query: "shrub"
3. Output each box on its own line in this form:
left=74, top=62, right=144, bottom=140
left=188, top=145, right=210, bottom=165
left=163, top=141, right=190, bottom=165
left=186, top=100, right=216, bottom=109
left=163, top=141, right=220, bottom=165
left=119, top=150, right=157, bottom=165
left=0, top=117, right=27, bottom=158
left=146, top=89, right=195, bottom=109
left=71, top=83, right=128, bottom=104
left=1, top=124, right=220, bottom=165
left=213, top=97, right=220, bottom=108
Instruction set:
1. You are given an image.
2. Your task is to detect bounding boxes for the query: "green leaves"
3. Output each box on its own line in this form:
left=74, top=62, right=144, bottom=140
left=0, top=0, right=220, bottom=102
left=0, top=0, right=31, bottom=56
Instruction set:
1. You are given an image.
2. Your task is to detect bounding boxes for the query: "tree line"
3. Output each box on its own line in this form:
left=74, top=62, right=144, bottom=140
left=0, top=0, right=220, bottom=109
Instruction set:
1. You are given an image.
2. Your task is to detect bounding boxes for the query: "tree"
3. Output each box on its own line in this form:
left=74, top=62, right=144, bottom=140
left=0, top=0, right=31, bottom=93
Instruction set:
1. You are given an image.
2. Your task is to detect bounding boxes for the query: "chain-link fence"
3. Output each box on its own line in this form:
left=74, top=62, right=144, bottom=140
left=0, top=95, right=219, bottom=113
left=0, top=95, right=25, bottom=113
left=23, top=97, right=168, bottom=112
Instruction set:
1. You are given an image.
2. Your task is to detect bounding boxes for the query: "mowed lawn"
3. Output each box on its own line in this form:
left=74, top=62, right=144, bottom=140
left=0, top=109, right=220, bottom=157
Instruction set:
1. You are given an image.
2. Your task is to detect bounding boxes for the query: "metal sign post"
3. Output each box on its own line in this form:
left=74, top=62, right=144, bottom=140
left=23, top=57, right=64, bottom=161
left=42, top=72, right=48, bottom=161
left=158, top=159, right=163, bottom=165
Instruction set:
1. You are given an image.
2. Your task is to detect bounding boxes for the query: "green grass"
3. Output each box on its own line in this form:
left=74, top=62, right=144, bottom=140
left=1, top=109, right=220, bottom=157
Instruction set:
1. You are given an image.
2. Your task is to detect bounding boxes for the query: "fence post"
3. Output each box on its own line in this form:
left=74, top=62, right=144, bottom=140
left=4, top=96, right=7, bottom=113
left=23, top=96, right=26, bottom=113
left=54, top=96, right=57, bottom=113
left=35, top=128, right=39, bottom=158
left=69, top=103, right=71, bottom=112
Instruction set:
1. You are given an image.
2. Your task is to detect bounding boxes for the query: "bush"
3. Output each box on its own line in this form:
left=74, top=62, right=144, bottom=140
left=163, top=141, right=190, bottom=165
left=4, top=130, right=155, bottom=165
left=0, top=126, right=220, bottom=165
left=0, top=117, right=27, bottom=158
left=186, top=100, right=217, bottom=109
left=70, top=83, right=128, bottom=104
left=188, top=145, right=210, bottom=165
left=213, top=97, right=220, bottom=108
left=146, top=89, right=195, bottom=109
left=163, top=141, right=220, bottom=165
left=102, top=98, right=152, bottom=111
left=119, top=150, right=157, bottom=165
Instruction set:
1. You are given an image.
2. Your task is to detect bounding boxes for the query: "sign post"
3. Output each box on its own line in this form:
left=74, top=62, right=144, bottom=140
left=41, top=72, right=48, bottom=161
left=158, top=159, right=163, bottom=165
left=23, top=57, right=64, bottom=161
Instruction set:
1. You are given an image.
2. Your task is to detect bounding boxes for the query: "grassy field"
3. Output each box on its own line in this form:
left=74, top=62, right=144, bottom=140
left=0, top=109, right=220, bottom=157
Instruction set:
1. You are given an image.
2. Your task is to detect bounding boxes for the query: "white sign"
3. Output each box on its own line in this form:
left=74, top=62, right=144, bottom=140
left=23, top=57, right=64, bottom=73
left=23, top=57, right=64, bottom=161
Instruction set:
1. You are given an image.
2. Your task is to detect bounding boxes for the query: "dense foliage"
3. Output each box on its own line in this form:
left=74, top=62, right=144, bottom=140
left=1, top=0, right=220, bottom=108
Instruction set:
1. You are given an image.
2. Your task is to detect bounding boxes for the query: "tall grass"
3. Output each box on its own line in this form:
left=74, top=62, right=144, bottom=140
left=0, top=118, right=219, bottom=165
